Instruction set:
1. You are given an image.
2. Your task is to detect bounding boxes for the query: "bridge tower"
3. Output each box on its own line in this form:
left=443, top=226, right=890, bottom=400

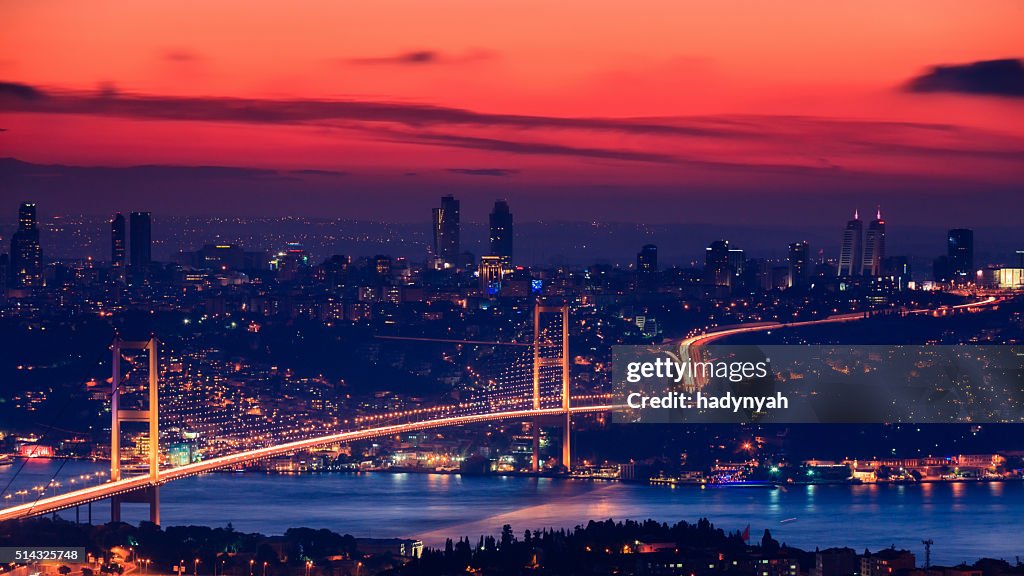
left=110, top=336, right=160, bottom=525
left=531, top=301, right=571, bottom=472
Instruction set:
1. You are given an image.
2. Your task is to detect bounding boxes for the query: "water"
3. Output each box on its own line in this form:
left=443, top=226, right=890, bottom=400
left=3, top=459, right=1022, bottom=565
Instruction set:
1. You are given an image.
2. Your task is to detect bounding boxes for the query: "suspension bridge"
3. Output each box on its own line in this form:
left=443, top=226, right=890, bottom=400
left=0, top=302, right=615, bottom=525
left=0, top=295, right=1001, bottom=525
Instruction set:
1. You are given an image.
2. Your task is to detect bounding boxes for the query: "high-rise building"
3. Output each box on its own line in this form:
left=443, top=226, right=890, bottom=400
left=637, top=244, right=658, bottom=276
left=432, top=195, right=460, bottom=269
left=728, top=247, right=746, bottom=277
left=861, top=207, right=886, bottom=276
left=489, top=200, right=513, bottom=261
left=129, top=211, right=152, bottom=284
left=705, top=240, right=733, bottom=287
left=788, top=241, right=810, bottom=288
left=111, top=213, right=126, bottom=280
left=479, top=255, right=505, bottom=293
left=837, top=210, right=862, bottom=277
left=10, top=202, right=43, bottom=288
left=947, top=228, right=974, bottom=280
left=375, top=255, right=393, bottom=279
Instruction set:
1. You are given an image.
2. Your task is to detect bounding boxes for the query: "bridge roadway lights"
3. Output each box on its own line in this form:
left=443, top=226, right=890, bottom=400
left=0, top=404, right=615, bottom=522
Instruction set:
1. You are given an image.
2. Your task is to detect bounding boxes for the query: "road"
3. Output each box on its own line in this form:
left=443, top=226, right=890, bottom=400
left=679, top=296, right=998, bottom=346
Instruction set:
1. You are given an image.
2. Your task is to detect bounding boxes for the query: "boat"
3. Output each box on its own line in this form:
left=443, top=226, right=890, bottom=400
left=709, top=480, right=777, bottom=488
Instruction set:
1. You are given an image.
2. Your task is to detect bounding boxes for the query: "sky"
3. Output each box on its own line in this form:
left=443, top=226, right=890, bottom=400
left=1, top=0, right=1023, bottom=226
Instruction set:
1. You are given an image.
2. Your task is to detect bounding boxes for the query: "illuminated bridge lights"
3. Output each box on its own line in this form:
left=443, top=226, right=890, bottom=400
left=0, top=404, right=616, bottom=522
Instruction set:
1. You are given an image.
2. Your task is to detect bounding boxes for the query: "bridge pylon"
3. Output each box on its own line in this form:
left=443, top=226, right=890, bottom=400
left=110, top=336, right=160, bottom=525
left=531, top=301, right=571, bottom=472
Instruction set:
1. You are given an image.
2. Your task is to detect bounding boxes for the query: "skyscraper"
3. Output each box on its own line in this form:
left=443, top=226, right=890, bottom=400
left=129, top=211, right=152, bottom=282
left=637, top=244, right=658, bottom=276
left=837, top=210, right=863, bottom=277
left=705, top=240, right=732, bottom=287
left=489, top=199, right=513, bottom=261
left=788, top=241, right=810, bottom=288
left=10, top=202, right=43, bottom=288
left=947, top=228, right=974, bottom=280
left=432, top=195, right=460, bottom=269
left=861, top=207, right=886, bottom=276
left=111, top=212, right=126, bottom=280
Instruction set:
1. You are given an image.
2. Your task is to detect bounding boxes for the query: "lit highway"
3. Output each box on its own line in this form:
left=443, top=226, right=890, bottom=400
left=679, top=296, right=999, bottom=346
left=0, top=404, right=614, bottom=522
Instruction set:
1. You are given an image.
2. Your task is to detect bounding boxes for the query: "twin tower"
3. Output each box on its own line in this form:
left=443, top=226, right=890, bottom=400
left=838, top=208, right=886, bottom=277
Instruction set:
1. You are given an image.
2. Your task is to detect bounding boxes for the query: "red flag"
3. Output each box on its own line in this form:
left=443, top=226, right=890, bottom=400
left=741, top=524, right=750, bottom=542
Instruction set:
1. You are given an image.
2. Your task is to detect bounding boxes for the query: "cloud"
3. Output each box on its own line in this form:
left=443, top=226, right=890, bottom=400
left=906, top=58, right=1024, bottom=97
left=0, top=80, right=753, bottom=141
left=446, top=168, right=519, bottom=177
left=0, top=81, right=44, bottom=100
left=2, top=81, right=1021, bottom=181
left=0, top=158, right=345, bottom=182
left=290, top=168, right=349, bottom=177
left=164, top=49, right=202, bottom=63
left=395, top=131, right=678, bottom=164
left=344, top=49, right=495, bottom=66
left=348, top=50, right=439, bottom=65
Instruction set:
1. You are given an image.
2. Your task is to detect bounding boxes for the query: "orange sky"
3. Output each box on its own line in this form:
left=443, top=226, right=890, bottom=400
left=0, top=0, right=1022, bottom=222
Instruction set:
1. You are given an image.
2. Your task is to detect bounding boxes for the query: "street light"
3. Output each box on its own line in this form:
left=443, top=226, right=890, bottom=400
left=304, top=561, right=312, bottom=576
left=194, top=558, right=200, bottom=576
left=249, top=559, right=254, bottom=576
left=262, top=561, right=268, bottom=576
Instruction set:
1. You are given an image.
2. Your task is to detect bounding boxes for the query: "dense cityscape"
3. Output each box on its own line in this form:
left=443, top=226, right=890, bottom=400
left=2, top=195, right=1023, bottom=573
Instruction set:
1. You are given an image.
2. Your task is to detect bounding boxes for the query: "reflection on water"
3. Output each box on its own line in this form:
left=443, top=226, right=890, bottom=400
left=2, top=459, right=1021, bottom=564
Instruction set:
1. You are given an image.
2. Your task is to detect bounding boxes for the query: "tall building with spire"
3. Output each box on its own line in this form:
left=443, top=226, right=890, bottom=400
left=861, top=207, right=886, bottom=276
left=10, top=202, right=43, bottom=288
left=837, top=210, right=863, bottom=277
left=432, top=195, right=460, bottom=270
left=488, top=199, right=513, bottom=261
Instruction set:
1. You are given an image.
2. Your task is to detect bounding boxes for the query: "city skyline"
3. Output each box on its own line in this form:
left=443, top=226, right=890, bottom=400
left=4, top=198, right=1015, bottom=274
left=3, top=199, right=1022, bottom=278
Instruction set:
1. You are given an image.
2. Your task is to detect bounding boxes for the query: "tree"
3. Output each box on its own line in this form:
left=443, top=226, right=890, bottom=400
left=500, top=525, right=515, bottom=549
